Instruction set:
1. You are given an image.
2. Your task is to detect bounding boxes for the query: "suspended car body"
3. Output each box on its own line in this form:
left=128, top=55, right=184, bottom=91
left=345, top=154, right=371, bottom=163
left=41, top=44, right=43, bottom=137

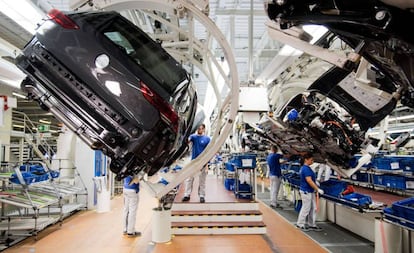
left=15, top=9, right=197, bottom=179
left=260, top=0, right=414, bottom=176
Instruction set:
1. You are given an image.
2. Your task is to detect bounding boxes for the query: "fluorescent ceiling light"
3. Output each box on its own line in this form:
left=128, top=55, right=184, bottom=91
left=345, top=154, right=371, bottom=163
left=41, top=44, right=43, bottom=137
left=12, top=124, right=25, bottom=128
left=12, top=92, right=27, bottom=99
left=39, top=119, right=51, bottom=124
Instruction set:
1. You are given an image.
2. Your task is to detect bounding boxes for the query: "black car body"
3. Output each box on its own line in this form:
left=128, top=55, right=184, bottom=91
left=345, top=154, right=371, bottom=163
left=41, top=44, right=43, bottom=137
left=261, top=1, right=414, bottom=175
left=15, top=9, right=197, bottom=179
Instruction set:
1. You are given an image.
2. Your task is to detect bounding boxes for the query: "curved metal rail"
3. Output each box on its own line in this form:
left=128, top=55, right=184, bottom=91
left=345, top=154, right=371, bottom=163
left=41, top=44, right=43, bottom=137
left=78, top=0, right=239, bottom=200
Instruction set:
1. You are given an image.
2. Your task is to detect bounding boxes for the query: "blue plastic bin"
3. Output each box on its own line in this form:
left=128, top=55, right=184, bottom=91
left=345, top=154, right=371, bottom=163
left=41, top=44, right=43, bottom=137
left=286, top=162, right=301, bottom=172
left=383, top=175, right=406, bottom=189
left=356, top=172, right=369, bottom=182
left=319, top=179, right=348, bottom=197
left=9, top=172, right=37, bottom=185
left=373, top=174, right=384, bottom=186
left=231, top=154, right=257, bottom=168
left=283, top=172, right=300, bottom=187
left=237, top=183, right=252, bottom=192
left=372, top=157, right=393, bottom=170
left=224, top=178, right=236, bottom=191
left=225, top=162, right=235, bottom=172
left=384, top=199, right=414, bottom=229
left=400, top=158, right=414, bottom=173
left=341, top=193, right=372, bottom=206
left=235, top=183, right=253, bottom=199
left=391, top=197, right=414, bottom=221
left=49, top=170, right=60, bottom=178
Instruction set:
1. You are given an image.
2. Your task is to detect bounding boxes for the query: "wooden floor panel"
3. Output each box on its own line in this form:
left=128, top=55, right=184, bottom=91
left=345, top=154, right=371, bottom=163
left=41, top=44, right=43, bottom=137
left=4, top=174, right=328, bottom=253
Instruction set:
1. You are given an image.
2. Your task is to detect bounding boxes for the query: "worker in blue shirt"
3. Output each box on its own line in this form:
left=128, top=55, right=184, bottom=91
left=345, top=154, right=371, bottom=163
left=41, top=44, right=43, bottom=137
left=267, top=145, right=285, bottom=208
left=182, top=123, right=211, bottom=203
left=123, top=175, right=141, bottom=237
left=296, top=153, right=324, bottom=232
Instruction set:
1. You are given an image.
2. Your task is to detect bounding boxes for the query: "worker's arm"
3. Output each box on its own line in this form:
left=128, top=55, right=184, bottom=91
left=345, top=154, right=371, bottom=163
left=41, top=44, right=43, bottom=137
left=305, top=176, right=320, bottom=192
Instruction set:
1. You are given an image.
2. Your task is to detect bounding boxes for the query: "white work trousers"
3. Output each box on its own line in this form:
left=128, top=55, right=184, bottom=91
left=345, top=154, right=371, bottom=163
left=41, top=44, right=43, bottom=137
left=184, top=165, right=207, bottom=198
left=270, top=175, right=282, bottom=206
left=297, top=190, right=317, bottom=227
left=123, top=189, right=139, bottom=234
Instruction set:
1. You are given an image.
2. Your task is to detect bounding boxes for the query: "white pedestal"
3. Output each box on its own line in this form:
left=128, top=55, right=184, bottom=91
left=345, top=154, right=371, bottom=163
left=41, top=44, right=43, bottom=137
left=96, top=189, right=111, bottom=213
left=152, top=208, right=171, bottom=243
left=375, top=218, right=402, bottom=253
left=316, top=197, right=327, bottom=222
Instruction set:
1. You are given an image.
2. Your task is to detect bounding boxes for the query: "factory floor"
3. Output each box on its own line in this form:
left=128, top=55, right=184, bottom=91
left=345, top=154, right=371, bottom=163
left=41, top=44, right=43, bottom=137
left=3, top=172, right=406, bottom=253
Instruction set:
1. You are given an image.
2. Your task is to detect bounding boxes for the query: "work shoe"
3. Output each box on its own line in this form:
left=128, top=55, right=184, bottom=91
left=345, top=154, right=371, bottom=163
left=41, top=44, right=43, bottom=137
left=200, top=197, right=205, bottom=203
left=127, top=231, right=141, bottom=237
left=182, top=196, right=190, bottom=202
left=296, top=225, right=309, bottom=232
left=123, top=231, right=127, bottom=235
left=270, top=204, right=282, bottom=209
left=308, top=226, right=323, bottom=232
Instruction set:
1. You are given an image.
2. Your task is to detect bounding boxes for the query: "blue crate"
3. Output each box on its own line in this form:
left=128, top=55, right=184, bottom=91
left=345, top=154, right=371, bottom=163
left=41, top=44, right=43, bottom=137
left=225, top=162, right=235, bottom=172
left=281, top=163, right=289, bottom=171
left=9, top=172, right=37, bottom=185
left=385, top=199, right=414, bottom=229
left=372, top=157, right=393, bottom=170
left=283, top=172, right=300, bottom=187
left=291, top=174, right=301, bottom=187
left=399, top=158, right=414, bottom=173
left=224, top=178, right=235, bottom=191
left=383, top=207, right=409, bottom=227
left=231, top=154, right=257, bottom=168
left=235, top=183, right=253, bottom=199
left=235, top=192, right=253, bottom=199
left=9, top=168, right=53, bottom=185
left=391, top=197, right=414, bottom=220
left=49, top=170, right=60, bottom=178
left=20, top=164, right=46, bottom=174
left=373, top=174, right=384, bottom=185
left=341, top=193, right=372, bottom=207
left=355, top=171, right=369, bottom=182
left=237, top=183, right=252, bottom=193
left=286, top=162, right=301, bottom=172
left=319, top=179, right=348, bottom=197
left=383, top=175, right=406, bottom=189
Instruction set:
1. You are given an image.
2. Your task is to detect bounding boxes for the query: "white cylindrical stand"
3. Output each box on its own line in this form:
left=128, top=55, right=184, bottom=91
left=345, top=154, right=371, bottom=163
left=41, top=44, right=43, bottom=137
left=375, top=218, right=402, bottom=253
left=152, top=208, right=171, bottom=243
left=316, top=197, right=327, bottom=222
left=96, top=189, right=111, bottom=213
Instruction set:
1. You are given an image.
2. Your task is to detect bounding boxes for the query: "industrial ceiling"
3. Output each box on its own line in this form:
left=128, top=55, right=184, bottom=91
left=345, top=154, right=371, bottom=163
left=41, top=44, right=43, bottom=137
left=0, top=0, right=286, bottom=131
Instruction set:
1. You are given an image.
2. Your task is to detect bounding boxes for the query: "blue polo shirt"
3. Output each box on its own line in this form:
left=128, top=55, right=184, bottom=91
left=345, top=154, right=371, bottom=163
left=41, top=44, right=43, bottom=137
left=189, top=134, right=210, bottom=159
left=123, top=176, right=139, bottom=193
left=267, top=153, right=283, bottom=177
left=300, top=165, right=315, bottom=193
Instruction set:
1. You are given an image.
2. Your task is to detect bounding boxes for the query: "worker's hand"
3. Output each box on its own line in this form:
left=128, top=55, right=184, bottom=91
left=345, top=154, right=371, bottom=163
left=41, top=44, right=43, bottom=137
left=317, top=189, right=324, bottom=195
left=132, top=175, right=140, bottom=184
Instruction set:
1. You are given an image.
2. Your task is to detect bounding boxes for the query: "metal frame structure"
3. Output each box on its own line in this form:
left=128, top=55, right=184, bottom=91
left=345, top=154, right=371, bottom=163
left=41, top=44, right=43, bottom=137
left=72, top=0, right=239, bottom=202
